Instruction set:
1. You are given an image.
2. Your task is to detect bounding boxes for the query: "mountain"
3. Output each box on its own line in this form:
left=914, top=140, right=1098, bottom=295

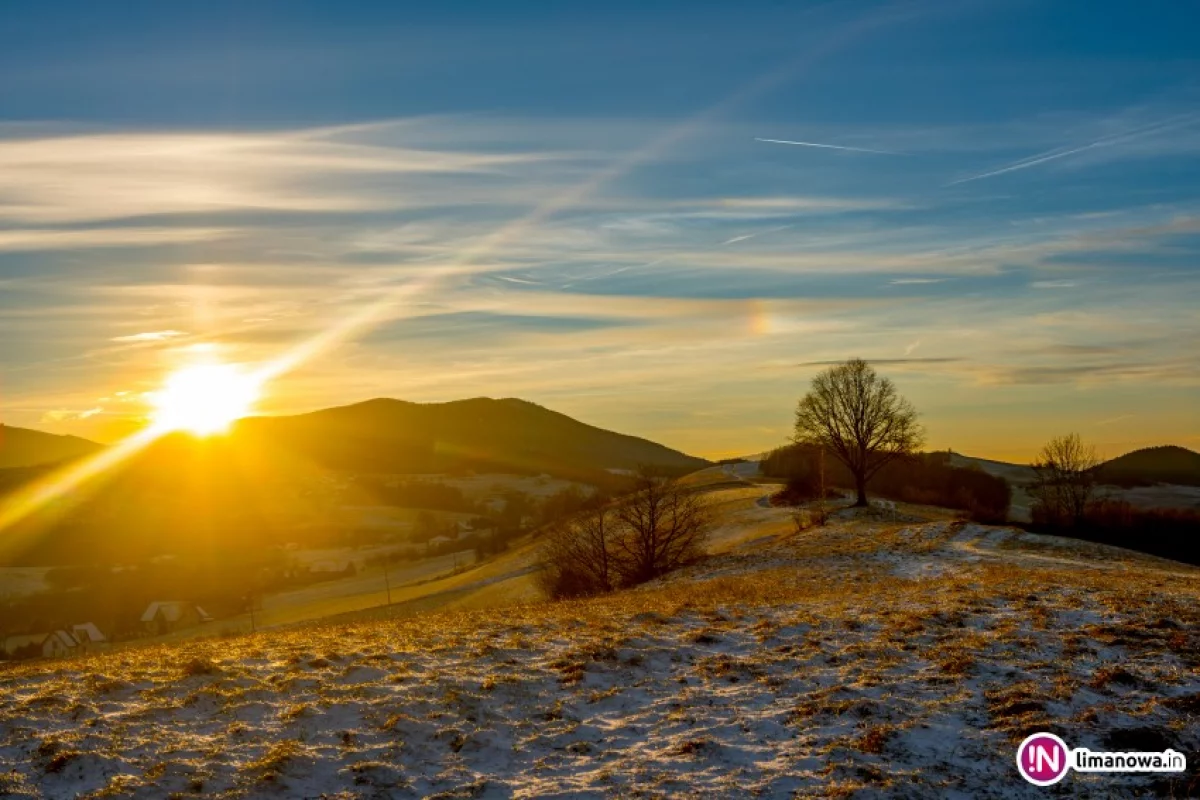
left=1096, top=445, right=1200, bottom=487
left=0, top=424, right=103, bottom=469
left=232, top=397, right=709, bottom=482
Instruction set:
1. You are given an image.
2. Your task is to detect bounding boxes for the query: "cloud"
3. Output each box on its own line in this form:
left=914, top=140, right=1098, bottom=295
left=110, top=330, right=187, bottom=342
left=795, top=357, right=963, bottom=367
left=0, top=127, right=569, bottom=224
left=40, top=406, right=103, bottom=422
left=0, top=227, right=230, bottom=252
left=1030, top=280, right=1078, bottom=289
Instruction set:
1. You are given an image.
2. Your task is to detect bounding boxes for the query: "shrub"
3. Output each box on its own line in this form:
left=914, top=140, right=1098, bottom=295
left=536, top=470, right=712, bottom=598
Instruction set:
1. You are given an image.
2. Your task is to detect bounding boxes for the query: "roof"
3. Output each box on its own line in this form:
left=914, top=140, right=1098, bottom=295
left=308, top=559, right=352, bottom=572
left=141, top=601, right=213, bottom=624
left=3, top=633, right=48, bottom=654
left=71, top=623, right=106, bottom=643
left=45, top=630, right=78, bottom=650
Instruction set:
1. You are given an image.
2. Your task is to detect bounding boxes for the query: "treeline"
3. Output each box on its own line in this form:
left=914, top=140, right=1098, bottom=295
left=761, top=445, right=1010, bottom=523
left=1030, top=500, right=1200, bottom=566
left=354, top=477, right=477, bottom=512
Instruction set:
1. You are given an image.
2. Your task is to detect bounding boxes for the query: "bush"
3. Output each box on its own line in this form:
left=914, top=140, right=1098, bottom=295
left=536, top=471, right=712, bottom=598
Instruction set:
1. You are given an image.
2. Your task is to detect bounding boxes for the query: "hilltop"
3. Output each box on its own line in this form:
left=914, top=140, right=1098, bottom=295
left=1096, top=445, right=1200, bottom=488
left=0, top=425, right=101, bottom=470
left=233, top=397, right=708, bottom=482
left=0, top=469, right=1196, bottom=798
left=0, top=398, right=707, bottom=567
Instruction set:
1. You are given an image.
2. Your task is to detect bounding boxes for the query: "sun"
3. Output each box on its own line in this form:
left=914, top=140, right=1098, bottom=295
left=149, top=363, right=262, bottom=435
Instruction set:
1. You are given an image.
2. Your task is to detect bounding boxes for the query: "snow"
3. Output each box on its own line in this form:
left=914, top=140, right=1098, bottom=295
left=0, top=495, right=1197, bottom=798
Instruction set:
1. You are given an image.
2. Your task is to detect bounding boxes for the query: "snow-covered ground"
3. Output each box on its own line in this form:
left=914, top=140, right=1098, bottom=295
left=0, top=497, right=1197, bottom=798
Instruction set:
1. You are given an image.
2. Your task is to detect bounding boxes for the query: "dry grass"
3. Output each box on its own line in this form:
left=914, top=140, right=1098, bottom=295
left=0, top=510, right=1197, bottom=797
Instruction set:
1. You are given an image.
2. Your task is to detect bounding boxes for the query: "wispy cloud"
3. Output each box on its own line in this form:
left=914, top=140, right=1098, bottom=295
left=754, top=137, right=903, bottom=155
left=0, top=128, right=569, bottom=224
left=41, top=406, right=103, bottom=422
left=110, top=330, right=187, bottom=342
left=795, top=357, right=963, bottom=367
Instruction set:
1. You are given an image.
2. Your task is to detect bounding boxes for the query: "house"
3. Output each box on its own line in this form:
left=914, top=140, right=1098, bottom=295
left=140, top=601, right=213, bottom=636
left=3, top=633, right=49, bottom=659
left=307, top=559, right=357, bottom=576
left=42, top=630, right=78, bottom=658
left=71, top=623, right=107, bottom=651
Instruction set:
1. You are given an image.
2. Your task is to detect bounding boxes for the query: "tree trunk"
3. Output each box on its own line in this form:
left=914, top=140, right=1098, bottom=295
left=854, top=473, right=868, bottom=507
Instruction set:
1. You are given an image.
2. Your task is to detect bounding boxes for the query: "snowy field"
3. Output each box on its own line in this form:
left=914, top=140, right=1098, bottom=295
left=0, top=504, right=1197, bottom=798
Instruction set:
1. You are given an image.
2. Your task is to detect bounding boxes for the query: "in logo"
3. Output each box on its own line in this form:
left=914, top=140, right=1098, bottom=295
left=1016, top=732, right=1070, bottom=786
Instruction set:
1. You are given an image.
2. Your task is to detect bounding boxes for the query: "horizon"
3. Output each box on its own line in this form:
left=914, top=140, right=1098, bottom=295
left=5, top=394, right=1194, bottom=467
left=2, top=1, right=1199, bottom=463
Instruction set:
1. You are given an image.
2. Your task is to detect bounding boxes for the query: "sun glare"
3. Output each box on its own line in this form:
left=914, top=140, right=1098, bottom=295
left=150, top=363, right=262, bottom=435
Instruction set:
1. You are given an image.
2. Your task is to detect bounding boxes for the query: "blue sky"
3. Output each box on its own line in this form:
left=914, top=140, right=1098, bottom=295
left=1, top=0, right=1198, bottom=459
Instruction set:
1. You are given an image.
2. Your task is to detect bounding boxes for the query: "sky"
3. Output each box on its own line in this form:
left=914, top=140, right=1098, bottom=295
left=0, top=0, right=1198, bottom=461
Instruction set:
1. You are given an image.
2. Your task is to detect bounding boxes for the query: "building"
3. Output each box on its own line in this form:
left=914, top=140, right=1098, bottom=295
left=41, top=630, right=78, bottom=658
left=140, top=601, right=213, bottom=636
left=71, top=623, right=107, bottom=651
left=3, top=633, right=49, bottom=659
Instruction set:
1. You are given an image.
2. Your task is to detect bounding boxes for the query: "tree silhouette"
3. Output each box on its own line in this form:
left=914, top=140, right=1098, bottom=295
left=794, top=358, right=924, bottom=507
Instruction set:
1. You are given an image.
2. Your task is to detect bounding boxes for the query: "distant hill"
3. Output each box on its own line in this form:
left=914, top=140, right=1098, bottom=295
left=0, top=424, right=102, bottom=469
left=233, top=397, right=709, bottom=482
left=0, top=398, right=708, bottom=566
left=1096, top=445, right=1200, bottom=488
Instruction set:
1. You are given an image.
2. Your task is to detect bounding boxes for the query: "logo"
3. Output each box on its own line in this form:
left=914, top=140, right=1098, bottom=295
left=1016, top=731, right=1187, bottom=786
left=1016, top=732, right=1070, bottom=786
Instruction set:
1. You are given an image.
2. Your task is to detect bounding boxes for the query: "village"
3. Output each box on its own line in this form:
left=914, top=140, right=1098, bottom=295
left=0, top=472, right=577, bottom=661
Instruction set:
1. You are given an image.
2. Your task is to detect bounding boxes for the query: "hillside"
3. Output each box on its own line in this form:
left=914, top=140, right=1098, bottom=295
left=0, top=425, right=101, bottom=469
left=0, top=478, right=1196, bottom=798
left=1097, top=445, right=1200, bottom=487
left=233, top=397, right=709, bottom=481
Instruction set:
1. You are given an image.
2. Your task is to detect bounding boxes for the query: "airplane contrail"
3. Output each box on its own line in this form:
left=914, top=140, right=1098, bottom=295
left=721, top=223, right=794, bottom=246
left=944, top=113, right=1200, bottom=187
left=754, top=137, right=903, bottom=155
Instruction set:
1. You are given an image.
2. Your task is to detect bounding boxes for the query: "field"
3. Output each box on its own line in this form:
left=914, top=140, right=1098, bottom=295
left=0, top=475, right=1197, bottom=798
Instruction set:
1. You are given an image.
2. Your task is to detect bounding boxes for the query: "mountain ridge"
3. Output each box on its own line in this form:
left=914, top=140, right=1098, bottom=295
left=232, top=396, right=709, bottom=482
left=0, top=424, right=103, bottom=469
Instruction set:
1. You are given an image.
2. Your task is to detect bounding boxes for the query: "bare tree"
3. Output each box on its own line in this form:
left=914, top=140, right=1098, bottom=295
left=1030, top=433, right=1101, bottom=528
left=612, top=469, right=712, bottom=585
left=535, top=505, right=619, bottom=598
left=536, top=469, right=712, bottom=598
left=794, top=358, right=924, bottom=507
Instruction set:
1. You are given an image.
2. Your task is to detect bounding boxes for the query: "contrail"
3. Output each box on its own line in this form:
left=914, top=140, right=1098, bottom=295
left=721, top=224, right=794, bottom=246
left=945, top=113, right=1200, bottom=187
left=754, top=137, right=903, bottom=155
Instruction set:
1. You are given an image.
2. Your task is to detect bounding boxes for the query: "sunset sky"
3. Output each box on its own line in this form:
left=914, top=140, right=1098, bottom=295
left=1, top=1, right=1198, bottom=461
